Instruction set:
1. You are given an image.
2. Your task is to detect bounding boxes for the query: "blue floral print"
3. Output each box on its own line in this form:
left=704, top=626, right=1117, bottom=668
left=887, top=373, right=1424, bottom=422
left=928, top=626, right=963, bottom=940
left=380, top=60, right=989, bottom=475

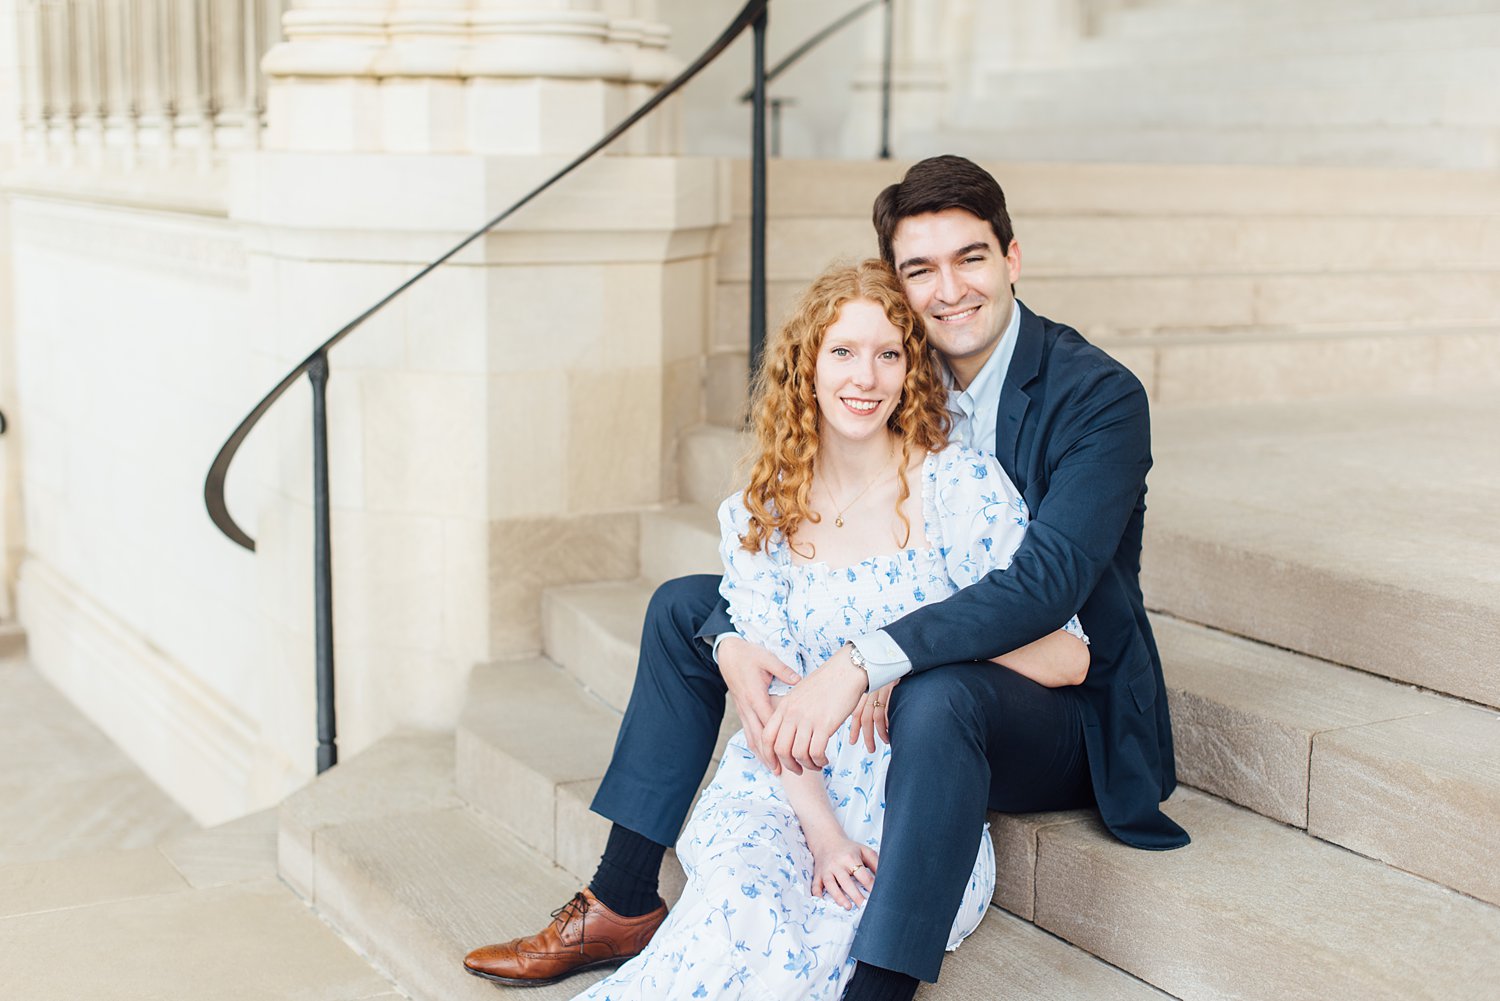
left=570, top=444, right=1083, bottom=1001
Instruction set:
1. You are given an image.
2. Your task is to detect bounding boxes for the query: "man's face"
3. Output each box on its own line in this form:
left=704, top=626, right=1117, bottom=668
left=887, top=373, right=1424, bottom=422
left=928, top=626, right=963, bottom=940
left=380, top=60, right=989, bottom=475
left=890, top=208, right=1022, bottom=389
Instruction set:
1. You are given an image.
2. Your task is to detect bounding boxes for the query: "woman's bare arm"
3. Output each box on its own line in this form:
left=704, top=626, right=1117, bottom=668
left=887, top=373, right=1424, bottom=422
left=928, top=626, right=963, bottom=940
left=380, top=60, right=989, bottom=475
left=990, top=628, right=1089, bottom=687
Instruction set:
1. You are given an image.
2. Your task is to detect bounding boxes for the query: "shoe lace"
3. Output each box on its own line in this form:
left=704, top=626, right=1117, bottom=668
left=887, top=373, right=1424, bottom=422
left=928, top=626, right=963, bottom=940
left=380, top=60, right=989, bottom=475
left=550, top=892, right=589, bottom=953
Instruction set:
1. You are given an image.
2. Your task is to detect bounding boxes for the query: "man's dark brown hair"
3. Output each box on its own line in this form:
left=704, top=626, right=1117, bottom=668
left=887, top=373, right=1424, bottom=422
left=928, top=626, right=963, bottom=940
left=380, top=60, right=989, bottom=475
left=873, top=155, right=1016, bottom=267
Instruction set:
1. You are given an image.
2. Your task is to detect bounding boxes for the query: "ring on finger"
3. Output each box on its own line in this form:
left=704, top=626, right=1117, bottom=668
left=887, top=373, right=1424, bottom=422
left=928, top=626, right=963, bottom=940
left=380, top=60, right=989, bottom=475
left=848, top=864, right=866, bottom=876
left=871, top=699, right=883, bottom=707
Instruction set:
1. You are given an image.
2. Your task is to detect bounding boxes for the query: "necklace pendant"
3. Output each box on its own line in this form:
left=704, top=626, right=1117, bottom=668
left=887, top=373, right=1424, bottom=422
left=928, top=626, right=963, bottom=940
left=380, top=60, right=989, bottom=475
left=835, top=516, right=844, bottom=528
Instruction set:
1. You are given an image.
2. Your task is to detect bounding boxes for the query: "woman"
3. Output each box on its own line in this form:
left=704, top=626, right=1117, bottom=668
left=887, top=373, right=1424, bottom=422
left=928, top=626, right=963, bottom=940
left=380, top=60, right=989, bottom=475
left=571, top=260, right=1087, bottom=1001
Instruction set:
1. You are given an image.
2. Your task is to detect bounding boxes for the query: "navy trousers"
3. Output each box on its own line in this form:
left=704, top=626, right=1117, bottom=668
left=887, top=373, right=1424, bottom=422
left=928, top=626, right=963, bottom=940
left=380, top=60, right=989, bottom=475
left=590, top=574, right=1093, bottom=983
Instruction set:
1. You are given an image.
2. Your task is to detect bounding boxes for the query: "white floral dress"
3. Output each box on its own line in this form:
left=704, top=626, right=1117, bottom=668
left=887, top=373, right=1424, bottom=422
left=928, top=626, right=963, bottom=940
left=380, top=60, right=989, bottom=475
left=571, top=443, right=1085, bottom=1001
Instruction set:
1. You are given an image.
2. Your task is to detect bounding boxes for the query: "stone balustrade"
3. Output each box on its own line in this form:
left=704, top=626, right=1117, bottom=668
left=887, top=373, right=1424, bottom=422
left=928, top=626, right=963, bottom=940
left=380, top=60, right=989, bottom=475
left=15, top=0, right=285, bottom=161
left=11, top=0, right=681, bottom=161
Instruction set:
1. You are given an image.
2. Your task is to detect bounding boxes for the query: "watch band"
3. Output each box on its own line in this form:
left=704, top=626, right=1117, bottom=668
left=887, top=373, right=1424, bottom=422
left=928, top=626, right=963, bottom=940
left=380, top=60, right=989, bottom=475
left=845, top=641, right=869, bottom=676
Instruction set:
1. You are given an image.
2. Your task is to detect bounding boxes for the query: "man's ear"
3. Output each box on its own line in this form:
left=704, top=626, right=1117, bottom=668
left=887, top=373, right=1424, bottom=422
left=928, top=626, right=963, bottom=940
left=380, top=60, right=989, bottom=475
left=1005, top=239, right=1022, bottom=286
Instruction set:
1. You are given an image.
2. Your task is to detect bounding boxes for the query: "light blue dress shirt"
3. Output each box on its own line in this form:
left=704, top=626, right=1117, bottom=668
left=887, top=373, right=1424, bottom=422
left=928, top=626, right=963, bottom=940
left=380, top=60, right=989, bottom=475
left=712, top=301, right=1024, bottom=692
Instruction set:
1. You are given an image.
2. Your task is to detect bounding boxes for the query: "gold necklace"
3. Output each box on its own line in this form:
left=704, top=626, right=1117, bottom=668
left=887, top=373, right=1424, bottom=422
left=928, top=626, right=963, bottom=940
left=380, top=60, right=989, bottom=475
left=822, top=447, right=895, bottom=528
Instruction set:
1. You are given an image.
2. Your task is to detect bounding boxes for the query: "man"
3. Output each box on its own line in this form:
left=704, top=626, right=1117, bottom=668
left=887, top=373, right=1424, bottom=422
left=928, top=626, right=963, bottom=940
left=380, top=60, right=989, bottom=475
left=464, top=155, right=1188, bottom=1000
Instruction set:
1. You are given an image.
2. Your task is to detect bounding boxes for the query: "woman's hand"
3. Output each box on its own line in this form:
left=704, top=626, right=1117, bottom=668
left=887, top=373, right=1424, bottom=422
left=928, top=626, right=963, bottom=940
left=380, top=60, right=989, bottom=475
left=849, top=680, right=898, bottom=753
left=809, top=837, right=879, bottom=910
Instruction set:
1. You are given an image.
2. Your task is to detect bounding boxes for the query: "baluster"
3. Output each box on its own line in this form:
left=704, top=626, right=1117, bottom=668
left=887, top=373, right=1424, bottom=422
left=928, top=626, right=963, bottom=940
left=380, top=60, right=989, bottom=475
left=17, top=1, right=45, bottom=151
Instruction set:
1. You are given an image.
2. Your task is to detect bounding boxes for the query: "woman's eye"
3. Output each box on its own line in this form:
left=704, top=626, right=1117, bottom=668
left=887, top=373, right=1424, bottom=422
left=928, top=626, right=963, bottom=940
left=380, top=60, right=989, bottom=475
left=831, top=347, right=851, bottom=357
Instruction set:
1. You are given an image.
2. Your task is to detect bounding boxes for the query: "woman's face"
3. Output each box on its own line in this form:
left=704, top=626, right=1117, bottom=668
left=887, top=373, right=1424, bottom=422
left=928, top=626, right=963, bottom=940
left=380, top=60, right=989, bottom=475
left=813, top=298, right=907, bottom=445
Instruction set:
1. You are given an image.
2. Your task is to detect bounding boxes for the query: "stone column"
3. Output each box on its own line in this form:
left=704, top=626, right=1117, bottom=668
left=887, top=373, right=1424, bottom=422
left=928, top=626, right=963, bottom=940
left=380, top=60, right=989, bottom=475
left=237, top=0, right=724, bottom=797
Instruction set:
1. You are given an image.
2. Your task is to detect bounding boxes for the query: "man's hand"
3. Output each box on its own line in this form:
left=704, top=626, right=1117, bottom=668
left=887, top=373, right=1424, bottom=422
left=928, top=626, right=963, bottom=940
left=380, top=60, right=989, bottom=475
left=763, top=646, right=868, bottom=775
left=717, top=636, right=801, bottom=769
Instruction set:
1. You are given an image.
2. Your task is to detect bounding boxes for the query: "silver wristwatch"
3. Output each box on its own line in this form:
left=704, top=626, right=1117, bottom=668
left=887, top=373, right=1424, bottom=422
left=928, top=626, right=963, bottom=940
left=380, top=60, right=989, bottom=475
left=844, top=641, right=870, bottom=678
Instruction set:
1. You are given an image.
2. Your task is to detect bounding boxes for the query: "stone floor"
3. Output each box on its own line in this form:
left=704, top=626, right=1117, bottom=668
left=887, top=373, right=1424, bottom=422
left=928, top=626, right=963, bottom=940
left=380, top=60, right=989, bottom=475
left=0, top=643, right=402, bottom=1001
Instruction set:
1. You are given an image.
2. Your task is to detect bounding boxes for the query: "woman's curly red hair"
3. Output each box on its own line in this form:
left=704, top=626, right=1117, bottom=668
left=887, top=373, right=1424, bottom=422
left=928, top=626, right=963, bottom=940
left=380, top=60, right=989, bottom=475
left=739, top=259, right=951, bottom=555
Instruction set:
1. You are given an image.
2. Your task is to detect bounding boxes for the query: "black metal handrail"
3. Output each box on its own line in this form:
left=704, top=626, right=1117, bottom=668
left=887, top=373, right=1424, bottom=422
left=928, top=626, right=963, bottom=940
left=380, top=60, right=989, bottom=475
left=739, top=0, right=894, bottom=159
left=204, top=0, right=772, bottom=774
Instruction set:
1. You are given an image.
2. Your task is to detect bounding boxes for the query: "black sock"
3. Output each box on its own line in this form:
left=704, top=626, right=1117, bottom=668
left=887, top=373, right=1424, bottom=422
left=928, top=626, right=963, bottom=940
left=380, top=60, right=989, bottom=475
left=587, top=824, right=667, bottom=917
left=842, top=961, right=920, bottom=1001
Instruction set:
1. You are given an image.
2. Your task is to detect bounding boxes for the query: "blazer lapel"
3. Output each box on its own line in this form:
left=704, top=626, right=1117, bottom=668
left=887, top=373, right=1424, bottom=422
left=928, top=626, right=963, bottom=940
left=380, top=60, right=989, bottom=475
left=995, top=302, right=1043, bottom=486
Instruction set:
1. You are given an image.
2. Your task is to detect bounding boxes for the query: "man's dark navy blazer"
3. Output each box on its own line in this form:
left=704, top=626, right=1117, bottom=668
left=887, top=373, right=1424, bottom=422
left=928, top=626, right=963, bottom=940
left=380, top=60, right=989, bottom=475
left=704, top=301, right=1188, bottom=850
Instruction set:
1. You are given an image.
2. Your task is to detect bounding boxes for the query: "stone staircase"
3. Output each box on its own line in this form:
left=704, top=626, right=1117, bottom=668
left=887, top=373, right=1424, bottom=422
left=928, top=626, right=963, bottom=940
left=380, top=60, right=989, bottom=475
left=927, top=0, right=1500, bottom=169
left=279, top=390, right=1500, bottom=1000
left=705, top=159, right=1500, bottom=425
left=274, top=157, right=1500, bottom=999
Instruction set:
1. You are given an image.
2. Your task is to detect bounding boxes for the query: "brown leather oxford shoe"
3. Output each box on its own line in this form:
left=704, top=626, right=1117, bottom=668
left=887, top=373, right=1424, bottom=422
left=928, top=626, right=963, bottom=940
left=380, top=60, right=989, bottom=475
left=462, top=888, right=667, bottom=987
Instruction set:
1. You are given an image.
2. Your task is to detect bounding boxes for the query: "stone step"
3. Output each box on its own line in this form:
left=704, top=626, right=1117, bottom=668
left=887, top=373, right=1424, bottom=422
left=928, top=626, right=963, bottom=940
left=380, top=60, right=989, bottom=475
left=726, top=159, right=1500, bottom=221
left=919, top=121, right=1500, bottom=171
left=717, top=270, right=1500, bottom=346
left=1143, top=394, right=1500, bottom=709
left=1101, top=0, right=1497, bottom=41
left=708, top=325, right=1500, bottom=416
left=1157, top=617, right=1500, bottom=907
left=278, top=731, right=597, bottom=1001
left=715, top=212, right=1500, bottom=283
left=1084, top=8, right=1500, bottom=62
left=638, top=504, right=720, bottom=585
left=1008, top=788, right=1500, bottom=1001
left=283, top=737, right=1172, bottom=1001
left=543, top=497, right=1500, bottom=906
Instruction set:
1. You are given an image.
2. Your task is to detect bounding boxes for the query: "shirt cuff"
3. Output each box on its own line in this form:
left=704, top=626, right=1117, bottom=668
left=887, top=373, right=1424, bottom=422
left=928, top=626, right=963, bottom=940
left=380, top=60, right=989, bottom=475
left=851, top=630, right=912, bottom=691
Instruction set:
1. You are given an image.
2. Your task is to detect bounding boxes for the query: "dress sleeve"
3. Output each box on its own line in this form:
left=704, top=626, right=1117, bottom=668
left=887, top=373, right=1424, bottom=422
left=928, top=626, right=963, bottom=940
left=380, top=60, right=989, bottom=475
left=931, top=446, right=1088, bottom=644
left=716, top=494, right=802, bottom=673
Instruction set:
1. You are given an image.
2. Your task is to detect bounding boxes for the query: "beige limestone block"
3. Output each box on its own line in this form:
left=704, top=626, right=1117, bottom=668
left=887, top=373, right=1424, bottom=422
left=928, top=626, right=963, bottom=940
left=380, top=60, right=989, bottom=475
left=677, top=424, right=747, bottom=508
left=565, top=366, right=662, bottom=511
left=379, top=77, right=467, bottom=154
left=659, top=256, right=713, bottom=365
left=936, top=908, right=1173, bottom=1000
left=1023, top=274, right=1259, bottom=335
left=1252, top=271, right=1500, bottom=329
left=309, top=806, right=607, bottom=1001
left=266, top=77, right=384, bottom=153
left=1309, top=706, right=1500, bottom=907
left=157, top=809, right=280, bottom=890
left=442, top=517, right=492, bottom=663
left=359, top=370, right=487, bottom=518
left=638, top=503, right=720, bottom=585
left=0, top=847, right=189, bottom=918
left=1033, top=789, right=1500, bottom=1001
left=487, top=369, right=569, bottom=518
left=1146, top=395, right=1500, bottom=708
left=466, top=77, right=615, bottom=157
left=704, top=349, right=750, bottom=428
left=717, top=215, right=874, bottom=283
left=329, top=510, right=447, bottom=652
left=713, top=279, right=805, bottom=354
left=484, top=264, right=608, bottom=374
left=1156, top=615, right=1443, bottom=827
left=0, top=877, right=395, bottom=1000
left=455, top=659, right=619, bottom=854
left=399, top=263, right=488, bottom=375
left=660, top=356, right=703, bottom=496
left=278, top=731, right=460, bottom=902
left=988, top=809, right=1093, bottom=921
left=487, top=511, right=638, bottom=654
left=1152, top=332, right=1438, bottom=406
left=542, top=580, right=650, bottom=712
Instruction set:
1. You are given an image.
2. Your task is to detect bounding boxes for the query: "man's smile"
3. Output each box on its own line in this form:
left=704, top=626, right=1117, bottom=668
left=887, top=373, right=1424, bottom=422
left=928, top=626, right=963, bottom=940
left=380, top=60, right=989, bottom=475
left=934, top=304, right=981, bottom=324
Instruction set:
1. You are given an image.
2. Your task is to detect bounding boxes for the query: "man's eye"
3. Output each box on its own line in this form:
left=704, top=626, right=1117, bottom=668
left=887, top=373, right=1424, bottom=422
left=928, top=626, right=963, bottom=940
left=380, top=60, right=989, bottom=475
left=962, top=256, right=985, bottom=265
left=904, top=268, right=931, bottom=280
